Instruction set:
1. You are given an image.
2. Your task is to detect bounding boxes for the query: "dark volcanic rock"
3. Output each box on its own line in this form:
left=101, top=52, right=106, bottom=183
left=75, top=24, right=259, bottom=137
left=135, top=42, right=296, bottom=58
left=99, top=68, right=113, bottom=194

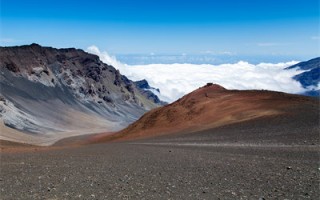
left=286, top=57, right=320, bottom=70
left=134, top=79, right=166, bottom=105
left=135, top=79, right=160, bottom=93
left=103, top=96, right=113, bottom=103
left=286, top=57, right=320, bottom=96
left=293, top=67, right=319, bottom=88
left=4, top=62, right=20, bottom=73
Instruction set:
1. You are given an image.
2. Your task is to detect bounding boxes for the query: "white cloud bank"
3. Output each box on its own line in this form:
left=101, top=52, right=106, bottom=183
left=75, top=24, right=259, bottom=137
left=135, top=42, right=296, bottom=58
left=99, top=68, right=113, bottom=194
left=87, top=46, right=306, bottom=103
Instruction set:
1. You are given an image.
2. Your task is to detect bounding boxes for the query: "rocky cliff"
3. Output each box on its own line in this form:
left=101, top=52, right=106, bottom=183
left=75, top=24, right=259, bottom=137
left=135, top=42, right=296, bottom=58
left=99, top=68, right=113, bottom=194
left=0, top=44, right=162, bottom=145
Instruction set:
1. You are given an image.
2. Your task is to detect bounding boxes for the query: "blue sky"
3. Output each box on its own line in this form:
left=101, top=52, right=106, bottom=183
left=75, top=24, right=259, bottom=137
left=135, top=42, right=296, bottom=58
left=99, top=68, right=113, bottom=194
left=1, top=0, right=319, bottom=58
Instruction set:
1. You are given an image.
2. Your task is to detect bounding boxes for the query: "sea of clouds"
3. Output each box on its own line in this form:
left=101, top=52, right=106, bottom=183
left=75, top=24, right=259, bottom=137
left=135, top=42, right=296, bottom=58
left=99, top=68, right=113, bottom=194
left=87, top=46, right=306, bottom=103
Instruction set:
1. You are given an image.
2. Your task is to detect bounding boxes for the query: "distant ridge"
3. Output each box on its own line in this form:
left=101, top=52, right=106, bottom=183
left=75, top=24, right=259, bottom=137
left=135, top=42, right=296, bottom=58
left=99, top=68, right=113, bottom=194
left=286, top=57, right=320, bottom=96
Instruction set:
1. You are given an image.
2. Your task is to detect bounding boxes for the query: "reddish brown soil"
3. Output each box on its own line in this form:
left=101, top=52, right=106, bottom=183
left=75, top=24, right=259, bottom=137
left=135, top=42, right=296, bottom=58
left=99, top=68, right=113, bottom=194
left=91, top=84, right=317, bottom=143
left=0, top=132, right=116, bottom=153
left=0, top=140, right=59, bottom=153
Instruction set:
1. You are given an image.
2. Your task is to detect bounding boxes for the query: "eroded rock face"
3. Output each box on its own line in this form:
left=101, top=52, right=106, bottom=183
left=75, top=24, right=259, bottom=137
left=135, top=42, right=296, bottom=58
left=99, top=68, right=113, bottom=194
left=0, top=44, right=163, bottom=142
left=0, top=44, right=163, bottom=107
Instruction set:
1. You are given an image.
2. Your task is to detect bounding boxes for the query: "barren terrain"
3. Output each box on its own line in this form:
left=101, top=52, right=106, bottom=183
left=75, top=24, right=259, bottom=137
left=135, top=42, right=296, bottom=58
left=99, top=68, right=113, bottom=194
left=1, top=99, right=319, bottom=199
left=1, top=85, right=319, bottom=199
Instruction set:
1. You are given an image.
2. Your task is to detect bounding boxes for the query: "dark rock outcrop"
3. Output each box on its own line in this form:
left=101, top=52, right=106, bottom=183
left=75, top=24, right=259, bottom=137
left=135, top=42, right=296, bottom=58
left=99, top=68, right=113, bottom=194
left=286, top=57, right=320, bottom=96
left=134, top=79, right=166, bottom=105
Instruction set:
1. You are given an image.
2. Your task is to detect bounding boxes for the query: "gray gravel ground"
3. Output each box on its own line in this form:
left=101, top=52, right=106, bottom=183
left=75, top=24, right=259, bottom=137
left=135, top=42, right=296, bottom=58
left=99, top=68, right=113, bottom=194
left=1, top=141, right=319, bottom=200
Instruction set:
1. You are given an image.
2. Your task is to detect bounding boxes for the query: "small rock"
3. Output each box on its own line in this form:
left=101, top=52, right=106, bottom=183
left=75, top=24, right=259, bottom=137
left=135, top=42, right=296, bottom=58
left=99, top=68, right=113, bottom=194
left=286, top=166, right=292, bottom=170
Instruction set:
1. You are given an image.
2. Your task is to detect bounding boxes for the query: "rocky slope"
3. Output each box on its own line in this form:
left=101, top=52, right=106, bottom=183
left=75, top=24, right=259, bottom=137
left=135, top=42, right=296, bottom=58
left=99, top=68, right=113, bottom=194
left=134, top=79, right=166, bottom=105
left=0, top=44, right=162, bottom=145
left=92, top=83, right=318, bottom=142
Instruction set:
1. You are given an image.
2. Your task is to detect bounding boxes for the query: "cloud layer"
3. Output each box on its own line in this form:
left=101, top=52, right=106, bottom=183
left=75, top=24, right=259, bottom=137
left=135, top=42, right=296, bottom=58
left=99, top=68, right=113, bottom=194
left=87, top=46, right=305, bottom=102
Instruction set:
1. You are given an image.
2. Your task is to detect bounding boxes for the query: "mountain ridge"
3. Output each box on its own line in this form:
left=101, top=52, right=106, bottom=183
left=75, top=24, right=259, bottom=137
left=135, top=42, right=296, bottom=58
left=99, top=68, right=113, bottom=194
left=0, top=44, right=162, bottom=145
left=286, top=57, right=320, bottom=96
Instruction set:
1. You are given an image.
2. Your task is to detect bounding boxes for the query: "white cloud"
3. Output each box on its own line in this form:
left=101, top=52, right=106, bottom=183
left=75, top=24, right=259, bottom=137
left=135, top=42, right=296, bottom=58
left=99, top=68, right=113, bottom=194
left=87, top=46, right=306, bottom=103
left=87, top=46, right=123, bottom=68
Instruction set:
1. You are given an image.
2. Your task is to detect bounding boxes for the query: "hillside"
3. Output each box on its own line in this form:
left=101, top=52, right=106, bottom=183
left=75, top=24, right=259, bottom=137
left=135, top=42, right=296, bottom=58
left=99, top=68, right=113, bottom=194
left=92, top=83, right=319, bottom=143
left=0, top=44, right=162, bottom=145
